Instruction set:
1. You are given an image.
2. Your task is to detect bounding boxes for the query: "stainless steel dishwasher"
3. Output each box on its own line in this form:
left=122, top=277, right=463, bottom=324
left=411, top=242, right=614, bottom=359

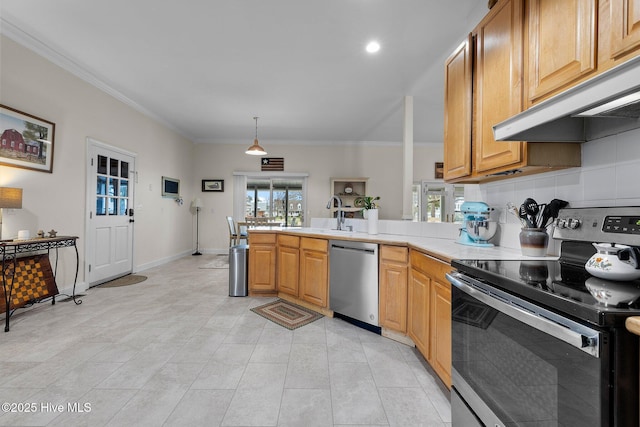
left=329, top=240, right=379, bottom=330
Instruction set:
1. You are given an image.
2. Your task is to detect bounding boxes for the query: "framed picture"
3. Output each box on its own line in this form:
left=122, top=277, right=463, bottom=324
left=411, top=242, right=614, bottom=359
left=0, top=104, right=55, bottom=173
left=202, top=179, right=224, bottom=192
left=435, top=162, right=444, bottom=179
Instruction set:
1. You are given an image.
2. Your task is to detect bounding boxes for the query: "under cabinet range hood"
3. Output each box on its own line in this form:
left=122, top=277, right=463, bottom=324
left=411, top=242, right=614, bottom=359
left=493, top=55, right=640, bottom=142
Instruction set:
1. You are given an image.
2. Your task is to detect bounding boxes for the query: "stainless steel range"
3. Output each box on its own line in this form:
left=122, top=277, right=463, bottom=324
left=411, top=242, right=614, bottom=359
left=447, top=206, right=640, bottom=427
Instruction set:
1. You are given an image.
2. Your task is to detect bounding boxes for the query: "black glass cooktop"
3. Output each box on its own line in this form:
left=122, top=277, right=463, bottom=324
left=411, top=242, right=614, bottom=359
left=451, top=259, right=640, bottom=327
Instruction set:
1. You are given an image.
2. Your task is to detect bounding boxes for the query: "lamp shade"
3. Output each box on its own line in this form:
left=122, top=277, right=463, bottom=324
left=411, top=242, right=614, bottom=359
left=245, top=139, right=267, bottom=156
left=246, top=116, right=267, bottom=156
left=193, top=198, right=203, bottom=209
left=0, top=187, right=23, bottom=209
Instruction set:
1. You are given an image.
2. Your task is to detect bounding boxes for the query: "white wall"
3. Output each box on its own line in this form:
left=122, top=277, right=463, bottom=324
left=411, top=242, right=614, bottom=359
left=480, top=128, right=640, bottom=252
left=193, top=142, right=445, bottom=252
left=0, top=36, right=196, bottom=292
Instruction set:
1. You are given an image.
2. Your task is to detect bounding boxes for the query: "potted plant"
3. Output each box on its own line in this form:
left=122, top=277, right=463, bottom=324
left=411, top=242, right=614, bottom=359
left=356, top=196, right=380, bottom=234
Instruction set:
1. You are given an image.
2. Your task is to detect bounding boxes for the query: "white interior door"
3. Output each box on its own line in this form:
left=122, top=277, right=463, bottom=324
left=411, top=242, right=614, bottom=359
left=86, top=139, right=136, bottom=286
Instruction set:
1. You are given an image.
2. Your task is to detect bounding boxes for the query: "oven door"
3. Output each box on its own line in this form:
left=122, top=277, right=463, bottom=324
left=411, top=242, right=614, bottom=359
left=447, top=272, right=608, bottom=427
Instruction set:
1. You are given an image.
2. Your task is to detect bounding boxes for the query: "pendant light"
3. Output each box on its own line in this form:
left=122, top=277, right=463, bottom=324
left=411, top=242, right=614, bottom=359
left=245, top=116, right=267, bottom=156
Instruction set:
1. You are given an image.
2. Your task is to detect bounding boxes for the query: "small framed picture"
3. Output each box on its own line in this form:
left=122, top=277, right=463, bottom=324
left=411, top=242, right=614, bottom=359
left=202, top=179, right=224, bottom=192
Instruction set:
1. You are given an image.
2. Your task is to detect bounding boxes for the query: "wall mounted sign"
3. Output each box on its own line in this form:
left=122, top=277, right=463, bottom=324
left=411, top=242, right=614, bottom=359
left=202, top=179, right=224, bottom=192
left=261, top=157, right=284, bottom=172
left=0, top=104, right=55, bottom=173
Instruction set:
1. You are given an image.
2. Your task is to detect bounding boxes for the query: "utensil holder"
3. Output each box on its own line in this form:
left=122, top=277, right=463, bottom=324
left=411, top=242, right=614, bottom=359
left=519, top=228, right=548, bottom=256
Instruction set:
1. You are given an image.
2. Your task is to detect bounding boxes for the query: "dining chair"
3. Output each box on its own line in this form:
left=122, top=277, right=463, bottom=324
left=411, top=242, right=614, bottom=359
left=226, top=216, right=248, bottom=246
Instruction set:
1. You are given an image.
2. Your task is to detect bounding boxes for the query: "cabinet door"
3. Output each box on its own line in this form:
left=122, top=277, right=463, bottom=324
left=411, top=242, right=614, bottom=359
left=408, top=268, right=431, bottom=358
left=277, top=245, right=299, bottom=296
left=474, top=0, right=524, bottom=174
left=300, top=238, right=328, bottom=307
left=248, top=244, right=276, bottom=293
left=431, top=280, right=452, bottom=388
left=527, top=0, right=597, bottom=103
left=379, top=260, right=408, bottom=333
left=610, top=0, right=640, bottom=59
left=444, top=35, right=473, bottom=180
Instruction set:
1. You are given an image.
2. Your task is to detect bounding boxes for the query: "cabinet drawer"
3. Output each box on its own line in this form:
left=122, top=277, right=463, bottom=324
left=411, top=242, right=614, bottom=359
left=380, top=245, right=408, bottom=263
left=301, top=237, right=328, bottom=252
left=410, top=249, right=450, bottom=279
left=277, top=234, right=300, bottom=248
left=249, top=233, right=276, bottom=244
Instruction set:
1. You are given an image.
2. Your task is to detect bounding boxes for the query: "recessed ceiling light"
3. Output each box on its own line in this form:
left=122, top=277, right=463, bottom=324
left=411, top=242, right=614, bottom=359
left=365, top=40, right=380, bottom=54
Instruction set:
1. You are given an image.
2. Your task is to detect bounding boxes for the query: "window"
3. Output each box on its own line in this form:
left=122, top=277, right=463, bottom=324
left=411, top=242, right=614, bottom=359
left=246, top=177, right=305, bottom=227
left=413, top=181, right=465, bottom=222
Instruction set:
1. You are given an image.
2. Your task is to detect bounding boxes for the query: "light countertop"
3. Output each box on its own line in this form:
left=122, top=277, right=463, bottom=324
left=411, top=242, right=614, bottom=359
left=250, top=227, right=557, bottom=264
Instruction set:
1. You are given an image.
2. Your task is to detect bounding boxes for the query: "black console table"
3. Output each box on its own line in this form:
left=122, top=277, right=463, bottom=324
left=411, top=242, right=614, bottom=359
left=0, top=236, right=80, bottom=332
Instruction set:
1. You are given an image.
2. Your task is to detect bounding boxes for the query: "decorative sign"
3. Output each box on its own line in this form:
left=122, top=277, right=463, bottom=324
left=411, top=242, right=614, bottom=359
left=261, top=157, right=284, bottom=172
left=435, top=162, right=444, bottom=179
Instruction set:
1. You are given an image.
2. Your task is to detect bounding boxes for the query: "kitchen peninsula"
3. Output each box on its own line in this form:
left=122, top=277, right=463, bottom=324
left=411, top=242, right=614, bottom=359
left=247, top=224, right=552, bottom=387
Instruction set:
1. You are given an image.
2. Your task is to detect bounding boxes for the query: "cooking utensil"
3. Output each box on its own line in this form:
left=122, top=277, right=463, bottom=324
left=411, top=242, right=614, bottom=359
left=523, top=198, right=540, bottom=227
left=519, top=204, right=535, bottom=228
left=541, top=199, right=569, bottom=228
left=507, top=202, right=526, bottom=227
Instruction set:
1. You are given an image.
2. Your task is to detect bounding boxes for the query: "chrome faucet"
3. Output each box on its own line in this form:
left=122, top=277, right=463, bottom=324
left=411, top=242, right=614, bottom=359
left=326, top=196, right=344, bottom=230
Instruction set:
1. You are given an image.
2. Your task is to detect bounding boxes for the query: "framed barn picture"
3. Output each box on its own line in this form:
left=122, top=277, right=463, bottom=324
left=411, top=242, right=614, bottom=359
left=0, top=104, right=55, bottom=173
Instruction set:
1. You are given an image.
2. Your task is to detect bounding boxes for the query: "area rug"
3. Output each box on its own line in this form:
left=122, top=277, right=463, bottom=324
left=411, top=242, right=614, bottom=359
left=98, top=274, right=147, bottom=288
left=199, top=255, right=229, bottom=269
left=251, top=299, right=323, bottom=330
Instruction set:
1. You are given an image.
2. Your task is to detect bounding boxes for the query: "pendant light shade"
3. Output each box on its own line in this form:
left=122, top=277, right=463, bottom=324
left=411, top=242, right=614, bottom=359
left=245, top=116, right=267, bottom=156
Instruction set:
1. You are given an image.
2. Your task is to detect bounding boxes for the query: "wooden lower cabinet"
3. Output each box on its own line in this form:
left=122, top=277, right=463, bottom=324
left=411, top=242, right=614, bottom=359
left=248, top=232, right=277, bottom=295
left=299, top=237, right=329, bottom=308
left=408, top=249, right=452, bottom=388
left=276, top=234, right=300, bottom=297
left=379, top=245, right=409, bottom=333
left=430, top=279, right=452, bottom=388
left=408, top=267, right=431, bottom=356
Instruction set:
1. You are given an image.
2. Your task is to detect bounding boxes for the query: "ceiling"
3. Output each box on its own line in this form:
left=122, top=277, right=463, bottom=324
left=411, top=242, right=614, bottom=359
left=0, top=1, right=486, bottom=145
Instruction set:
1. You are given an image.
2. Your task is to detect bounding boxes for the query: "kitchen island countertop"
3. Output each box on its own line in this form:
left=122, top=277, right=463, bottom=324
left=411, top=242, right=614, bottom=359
left=249, top=227, right=557, bottom=264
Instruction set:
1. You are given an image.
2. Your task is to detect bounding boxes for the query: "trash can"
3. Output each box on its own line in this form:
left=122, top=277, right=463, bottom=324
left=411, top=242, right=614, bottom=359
left=229, top=244, right=248, bottom=296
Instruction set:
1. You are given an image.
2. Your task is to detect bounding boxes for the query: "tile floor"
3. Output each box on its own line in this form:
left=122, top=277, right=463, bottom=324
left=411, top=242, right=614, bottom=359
left=0, top=255, right=451, bottom=426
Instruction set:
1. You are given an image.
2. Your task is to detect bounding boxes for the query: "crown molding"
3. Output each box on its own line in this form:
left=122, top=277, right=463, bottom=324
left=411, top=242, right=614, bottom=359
left=0, top=17, right=193, bottom=142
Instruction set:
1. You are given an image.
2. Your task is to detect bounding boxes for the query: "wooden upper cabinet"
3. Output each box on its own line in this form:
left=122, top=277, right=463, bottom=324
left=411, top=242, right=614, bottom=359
left=602, top=0, right=640, bottom=66
left=444, top=35, right=473, bottom=181
left=473, top=0, right=524, bottom=174
left=527, top=0, right=597, bottom=104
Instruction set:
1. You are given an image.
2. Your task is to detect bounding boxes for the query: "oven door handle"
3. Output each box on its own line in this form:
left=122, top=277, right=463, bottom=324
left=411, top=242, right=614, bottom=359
left=447, top=272, right=600, bottom=357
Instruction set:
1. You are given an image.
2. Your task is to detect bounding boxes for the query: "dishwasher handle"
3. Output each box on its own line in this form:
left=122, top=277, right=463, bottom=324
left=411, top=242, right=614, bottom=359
left=330, top=243, right=376, bottom=255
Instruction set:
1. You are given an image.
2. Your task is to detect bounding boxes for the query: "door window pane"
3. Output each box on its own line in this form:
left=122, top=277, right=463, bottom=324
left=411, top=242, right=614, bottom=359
left=110, top=158, right=119, bottom=176
left=120, top=180, right=128, bottom=197
left=96, top=197, right=106, bottom=215
left=97, top=155, right=107, bottom=174
left=97, top=176, right=107, bottom=196
left=121, top=161, right=129, bottom=178
left=120, top=198, right=128, bottom=216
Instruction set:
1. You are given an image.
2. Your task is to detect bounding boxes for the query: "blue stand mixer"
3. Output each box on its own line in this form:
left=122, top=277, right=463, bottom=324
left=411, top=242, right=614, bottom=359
left=457, top=201, right=497, bottom=247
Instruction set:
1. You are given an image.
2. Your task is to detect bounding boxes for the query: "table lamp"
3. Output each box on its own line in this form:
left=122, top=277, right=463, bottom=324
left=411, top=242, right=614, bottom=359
left=0, top=187, right=23, bottom=240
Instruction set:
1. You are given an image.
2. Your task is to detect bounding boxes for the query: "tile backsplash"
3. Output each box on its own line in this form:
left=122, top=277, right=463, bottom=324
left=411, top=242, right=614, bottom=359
left=480, top=127, right=640, bottom=254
